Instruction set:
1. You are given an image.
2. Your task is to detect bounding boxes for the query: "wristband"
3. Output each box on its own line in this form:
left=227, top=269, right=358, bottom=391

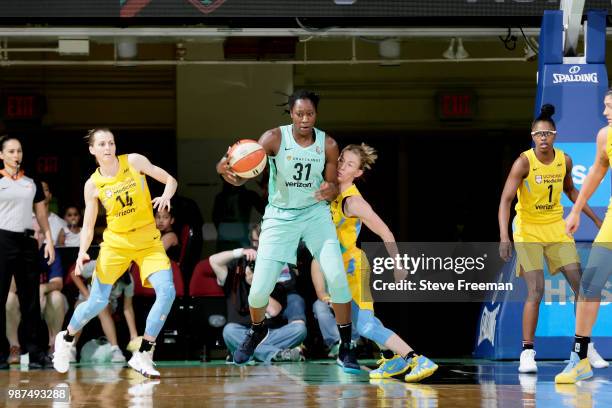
left=232, top=248, right=244, bottom=258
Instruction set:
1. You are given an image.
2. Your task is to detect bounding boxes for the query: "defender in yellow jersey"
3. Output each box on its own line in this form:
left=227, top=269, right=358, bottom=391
left=560, top=91, right=612, bottom=383
left=312, top=144, right=437, bottom=383
left=53, top=128, right=178, bottom=379
left=499, top=104, right=602, bottom=374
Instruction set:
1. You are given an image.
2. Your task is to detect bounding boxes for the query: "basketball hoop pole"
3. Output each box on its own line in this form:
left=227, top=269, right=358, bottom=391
left=560, top=0, right=586, bottom=57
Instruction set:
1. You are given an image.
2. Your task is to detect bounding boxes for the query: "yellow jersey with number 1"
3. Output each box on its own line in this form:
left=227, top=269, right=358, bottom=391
left=90, top=154, right=155, bottom=233
left=515, top=148, right=565, bottom=225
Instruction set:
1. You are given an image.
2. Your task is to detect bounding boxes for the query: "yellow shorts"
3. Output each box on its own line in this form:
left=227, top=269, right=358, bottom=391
left=595, top=212, right=612, bottom=247
left=513, top=218, right=579, bottom=276
left=96, top=223, right=170, bottom=288
left=344, top=249, right=374, bottom=311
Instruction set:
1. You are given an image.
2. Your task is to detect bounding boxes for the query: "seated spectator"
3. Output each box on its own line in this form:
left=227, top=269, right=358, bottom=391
left=155, top=207, right=180, bottom=262
left=57, top=206, right=82, bottom=247
left=71, top=261, right=139, bottom=363
left=209, top=224, right=306, bottom=364
left=41, top=180, right=67, bottom=245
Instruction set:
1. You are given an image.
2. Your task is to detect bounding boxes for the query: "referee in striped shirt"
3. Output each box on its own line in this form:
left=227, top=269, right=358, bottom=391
left=0, top=135, right=55, bottom=369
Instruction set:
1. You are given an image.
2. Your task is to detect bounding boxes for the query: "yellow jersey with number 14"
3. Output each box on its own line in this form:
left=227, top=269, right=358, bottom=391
left=515, top=148, right=565, bottom=224
left=90, top=154, right=154, bottom=233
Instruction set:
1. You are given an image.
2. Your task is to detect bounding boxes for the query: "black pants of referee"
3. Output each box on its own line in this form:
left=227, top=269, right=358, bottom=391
left=0, top=229, right=45, bottom=363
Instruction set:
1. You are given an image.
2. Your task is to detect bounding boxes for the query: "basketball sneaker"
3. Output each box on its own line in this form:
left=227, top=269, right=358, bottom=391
left=404, top=355, right=438, bottom=383
left=128, top=350, right=160, bottom=379
left=53, top=331, right=75, bottom=373
left=555, top=352, right=593, bottom=384
left=369, top=354, right=410, bottom=379
left=233, top=325, right=269, bottom=365
left=518, top=349, right=537, bottom=373
left=273, top=346, right=305, bottom=362
left=336, top=342, right=361, bottom=374
left=587, top=343, right=609, bottom=369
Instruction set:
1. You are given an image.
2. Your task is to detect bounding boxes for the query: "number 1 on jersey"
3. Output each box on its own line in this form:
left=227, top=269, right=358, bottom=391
left=548, top=185, right=552, bottom=203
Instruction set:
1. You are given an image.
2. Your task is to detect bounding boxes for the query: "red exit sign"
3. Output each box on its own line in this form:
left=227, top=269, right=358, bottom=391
left=2, top=95, right=45, bottom=120
left=437, top=92, right=476, bottom=120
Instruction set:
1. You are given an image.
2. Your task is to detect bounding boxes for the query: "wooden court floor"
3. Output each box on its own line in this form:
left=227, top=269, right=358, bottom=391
left=2, top=359, right=612, bottom=407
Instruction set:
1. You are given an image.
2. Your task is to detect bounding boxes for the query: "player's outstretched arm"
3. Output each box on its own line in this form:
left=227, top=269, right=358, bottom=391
left=128, top=153, right=178, bottom=211
left=344, top=195, right=405, bottom=281
left=563, top=153, right=602, bottom=229
left=566, top=128, right=610, bottom=236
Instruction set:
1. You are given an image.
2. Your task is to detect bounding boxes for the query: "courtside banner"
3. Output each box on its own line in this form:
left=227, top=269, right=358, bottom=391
left=0, top=0, right=611, bottom=18
left=362, top=242, right=612, bottom=302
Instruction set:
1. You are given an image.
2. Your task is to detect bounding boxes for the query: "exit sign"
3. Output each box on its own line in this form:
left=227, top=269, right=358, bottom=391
left=1, top=94, right=46, bottom=120
left=437, top=91, right=476, bottom=120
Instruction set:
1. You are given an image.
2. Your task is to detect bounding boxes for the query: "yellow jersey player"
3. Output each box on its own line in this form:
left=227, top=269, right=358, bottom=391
left=312, top=143, right=437, bottom=382
left=557, top=90, right=612, bottom=383
left=498, top=104, right=602, bottom=374
left=53, top=128, right=178, bottom=379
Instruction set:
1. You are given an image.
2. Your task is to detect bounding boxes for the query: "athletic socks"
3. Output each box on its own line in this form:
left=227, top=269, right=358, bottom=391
left=338, top=323, right=352, bottom=347
left=402, top=351, right=416, bottom=361
left=139, top=339, right=156, bottom=353
left=574, top=335, right=590, bottom=360
left=522, top=341, right=534, bottom=350
left=252, top=319, right=266, bottom=332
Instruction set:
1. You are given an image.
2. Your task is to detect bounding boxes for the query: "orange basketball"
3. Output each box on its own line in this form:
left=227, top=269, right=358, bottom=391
left=227, top=139, right=267, bottom=179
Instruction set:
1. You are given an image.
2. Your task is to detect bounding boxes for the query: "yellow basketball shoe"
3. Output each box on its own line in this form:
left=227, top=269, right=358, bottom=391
left=555, top=352, right=593, bottom=384
left=404, top=355, right=438, bottom=383
left=369, top=354, right=411, bottom=379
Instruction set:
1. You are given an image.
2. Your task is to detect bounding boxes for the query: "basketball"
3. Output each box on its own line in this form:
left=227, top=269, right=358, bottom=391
left=227, top=139, right=267, bottom=179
